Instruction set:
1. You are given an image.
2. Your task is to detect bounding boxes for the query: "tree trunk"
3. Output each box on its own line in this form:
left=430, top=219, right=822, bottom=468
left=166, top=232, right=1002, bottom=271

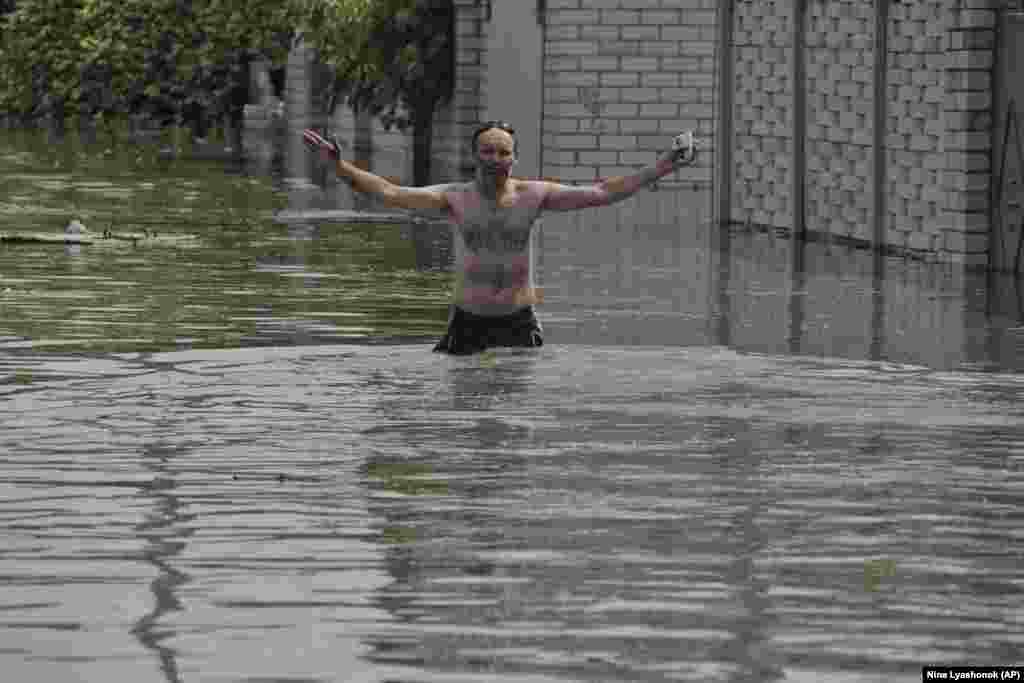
left=411, top=99, right=434, bottom=186
left=226, top=56, right=251, bottom=155
left=46, top=96, right=66, bottom=143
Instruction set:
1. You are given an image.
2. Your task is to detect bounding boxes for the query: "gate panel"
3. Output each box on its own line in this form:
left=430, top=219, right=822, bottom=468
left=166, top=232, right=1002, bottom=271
left=803, top=0, right=876, bottom=244
left=729, top=0, right=795, bottom=230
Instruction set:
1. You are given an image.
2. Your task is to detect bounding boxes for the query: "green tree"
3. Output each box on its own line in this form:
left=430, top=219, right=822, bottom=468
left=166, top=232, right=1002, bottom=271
left=0, top=0, right=454, bottom=181
left=0, top=0, right=84, bottom=126
left=354, top=0, right=454, bottom=186
left=0, top=0, right=305, bottom=140
left=303, top=0, right=455, bottom=186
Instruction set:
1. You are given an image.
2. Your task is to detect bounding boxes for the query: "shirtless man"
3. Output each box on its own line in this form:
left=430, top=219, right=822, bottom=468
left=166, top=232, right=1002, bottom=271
left=302, top=121, right=697, bottom=354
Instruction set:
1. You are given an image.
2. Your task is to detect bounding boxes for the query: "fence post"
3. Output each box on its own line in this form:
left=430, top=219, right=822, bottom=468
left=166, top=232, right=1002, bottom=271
left=715, top=0, right=735, bottom=229
left=873, top=0, right=890, bottom=252
left=792, top=0, right=807, bottom=241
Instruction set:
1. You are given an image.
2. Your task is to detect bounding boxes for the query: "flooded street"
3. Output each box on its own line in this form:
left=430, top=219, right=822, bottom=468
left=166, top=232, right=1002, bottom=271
left=1, top=127, right=1022, bottom=683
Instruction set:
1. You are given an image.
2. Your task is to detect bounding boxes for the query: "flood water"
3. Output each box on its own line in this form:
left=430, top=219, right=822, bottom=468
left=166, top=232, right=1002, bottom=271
left=1, top=125, right=1022, bottom=683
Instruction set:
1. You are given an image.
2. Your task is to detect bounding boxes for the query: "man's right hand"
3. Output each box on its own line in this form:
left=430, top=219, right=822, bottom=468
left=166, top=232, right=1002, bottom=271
left=302, top=129, right=344, bottom=165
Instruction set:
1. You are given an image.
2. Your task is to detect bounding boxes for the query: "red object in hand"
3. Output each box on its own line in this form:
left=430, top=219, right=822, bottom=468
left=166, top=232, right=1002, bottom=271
left=302, top=129, right=341, bottom=163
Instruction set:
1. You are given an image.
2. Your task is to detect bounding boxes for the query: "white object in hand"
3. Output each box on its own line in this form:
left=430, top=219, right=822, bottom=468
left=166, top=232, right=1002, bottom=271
left=672, top=131, right=697, bottom=164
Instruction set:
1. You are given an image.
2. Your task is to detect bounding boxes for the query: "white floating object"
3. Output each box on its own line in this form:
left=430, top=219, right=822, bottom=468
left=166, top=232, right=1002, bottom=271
left=64, top=219, right=87, bottom=235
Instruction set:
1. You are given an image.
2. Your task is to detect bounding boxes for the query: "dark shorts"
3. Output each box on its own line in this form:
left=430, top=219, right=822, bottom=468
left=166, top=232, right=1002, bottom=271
left=433, top=306, right=544, bottom=355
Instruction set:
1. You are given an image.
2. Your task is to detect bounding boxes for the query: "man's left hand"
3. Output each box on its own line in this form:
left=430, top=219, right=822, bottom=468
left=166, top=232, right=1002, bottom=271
left=659, top=131, right=698, bottom=167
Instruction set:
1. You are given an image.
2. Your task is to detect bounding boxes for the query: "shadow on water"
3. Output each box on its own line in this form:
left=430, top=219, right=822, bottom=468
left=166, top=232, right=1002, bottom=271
left=130, top=442, right=194, bottom=683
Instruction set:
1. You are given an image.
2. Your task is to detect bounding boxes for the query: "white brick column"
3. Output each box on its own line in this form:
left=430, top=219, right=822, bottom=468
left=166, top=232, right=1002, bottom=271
left=941, top=0, right=997, bottom=267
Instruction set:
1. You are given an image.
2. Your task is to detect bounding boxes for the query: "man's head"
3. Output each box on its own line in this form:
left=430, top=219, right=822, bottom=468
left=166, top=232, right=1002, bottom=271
left=471, top=121, right=517, bottom=192
left=471, top=120, right=517, bottom=157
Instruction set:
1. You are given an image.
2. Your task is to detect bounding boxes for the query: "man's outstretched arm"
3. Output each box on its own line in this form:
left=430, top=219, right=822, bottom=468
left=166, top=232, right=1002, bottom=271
left=540, top=132, right=697, bottom=212
left=302, top=129, right=448, bottom=212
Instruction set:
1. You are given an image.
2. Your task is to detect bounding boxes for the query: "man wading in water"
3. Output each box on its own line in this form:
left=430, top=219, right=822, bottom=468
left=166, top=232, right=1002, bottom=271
left=303, top=121, right=697, bottom=355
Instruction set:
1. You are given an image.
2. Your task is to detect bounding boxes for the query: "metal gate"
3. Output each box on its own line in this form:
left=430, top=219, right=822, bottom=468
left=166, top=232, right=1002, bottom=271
left=992, top=10, right=1024, bottom=274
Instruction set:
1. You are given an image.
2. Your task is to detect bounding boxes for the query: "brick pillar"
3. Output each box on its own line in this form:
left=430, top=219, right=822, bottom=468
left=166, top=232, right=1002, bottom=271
left=884, top=0, right=948, bottom=257
left=541, top=1, right=718, bottom=187
left=942, top=0, right=997, bottom=267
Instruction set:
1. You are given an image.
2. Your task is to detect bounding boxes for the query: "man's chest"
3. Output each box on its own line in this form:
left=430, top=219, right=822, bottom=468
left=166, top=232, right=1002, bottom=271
left=458, top=203, right=537, bottom=254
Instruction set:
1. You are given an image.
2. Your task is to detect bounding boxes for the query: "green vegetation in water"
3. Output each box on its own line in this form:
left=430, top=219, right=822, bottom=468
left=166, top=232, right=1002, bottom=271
left=864, top=558, right=897, bottom=592
left=380, top=526, right=418, bottom=545
left=366, top=462, right=449, bottom=496
left=7, top=369, right=34, bottom=385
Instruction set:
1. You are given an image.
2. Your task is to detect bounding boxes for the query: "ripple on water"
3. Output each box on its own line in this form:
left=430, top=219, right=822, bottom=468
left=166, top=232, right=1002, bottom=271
left=0, top=344, right=1021, bottom=682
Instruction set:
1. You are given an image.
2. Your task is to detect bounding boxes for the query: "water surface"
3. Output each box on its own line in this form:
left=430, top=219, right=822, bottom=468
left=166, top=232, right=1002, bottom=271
left=0, top=126, right=1022, bottom=683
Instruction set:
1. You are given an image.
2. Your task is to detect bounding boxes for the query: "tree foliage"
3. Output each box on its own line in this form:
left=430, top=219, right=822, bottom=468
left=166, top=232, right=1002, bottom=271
left=0, top=0, right=455, bottom=180
left=335, top=0, right=455, bottom=184
left=0, top=0, right=310, bottom=127
left=344, top=0, right=454, bottom=132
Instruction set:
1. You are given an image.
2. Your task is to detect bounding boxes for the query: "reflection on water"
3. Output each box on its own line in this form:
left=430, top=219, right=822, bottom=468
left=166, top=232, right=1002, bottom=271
left=1, top=126, right=1021, bottom=370
left=0, top=125, right=1022, bottom=683
left=534, top=200, right=1022, bottom=372
left=131, top=441, right=192, bottom=683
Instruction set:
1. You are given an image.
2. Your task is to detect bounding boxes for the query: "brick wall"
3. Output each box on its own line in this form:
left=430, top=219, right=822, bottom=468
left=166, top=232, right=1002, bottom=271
left=541, top=0, right=718, bottom=186
left=941, top=0, right=998, bottom=268
left=285, top=1, right=721, bottom=188
left=283, top=0, right=1007, bottom=268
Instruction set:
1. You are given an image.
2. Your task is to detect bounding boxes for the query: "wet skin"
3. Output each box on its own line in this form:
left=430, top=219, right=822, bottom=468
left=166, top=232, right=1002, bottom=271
left=423, top=128, right=680, bottom=316
left=306, top=125, right=686, bottom=316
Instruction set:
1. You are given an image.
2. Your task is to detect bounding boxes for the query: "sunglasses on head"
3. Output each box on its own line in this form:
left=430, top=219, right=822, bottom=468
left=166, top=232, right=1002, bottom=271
left=472, top=121, right=516, bottom=148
